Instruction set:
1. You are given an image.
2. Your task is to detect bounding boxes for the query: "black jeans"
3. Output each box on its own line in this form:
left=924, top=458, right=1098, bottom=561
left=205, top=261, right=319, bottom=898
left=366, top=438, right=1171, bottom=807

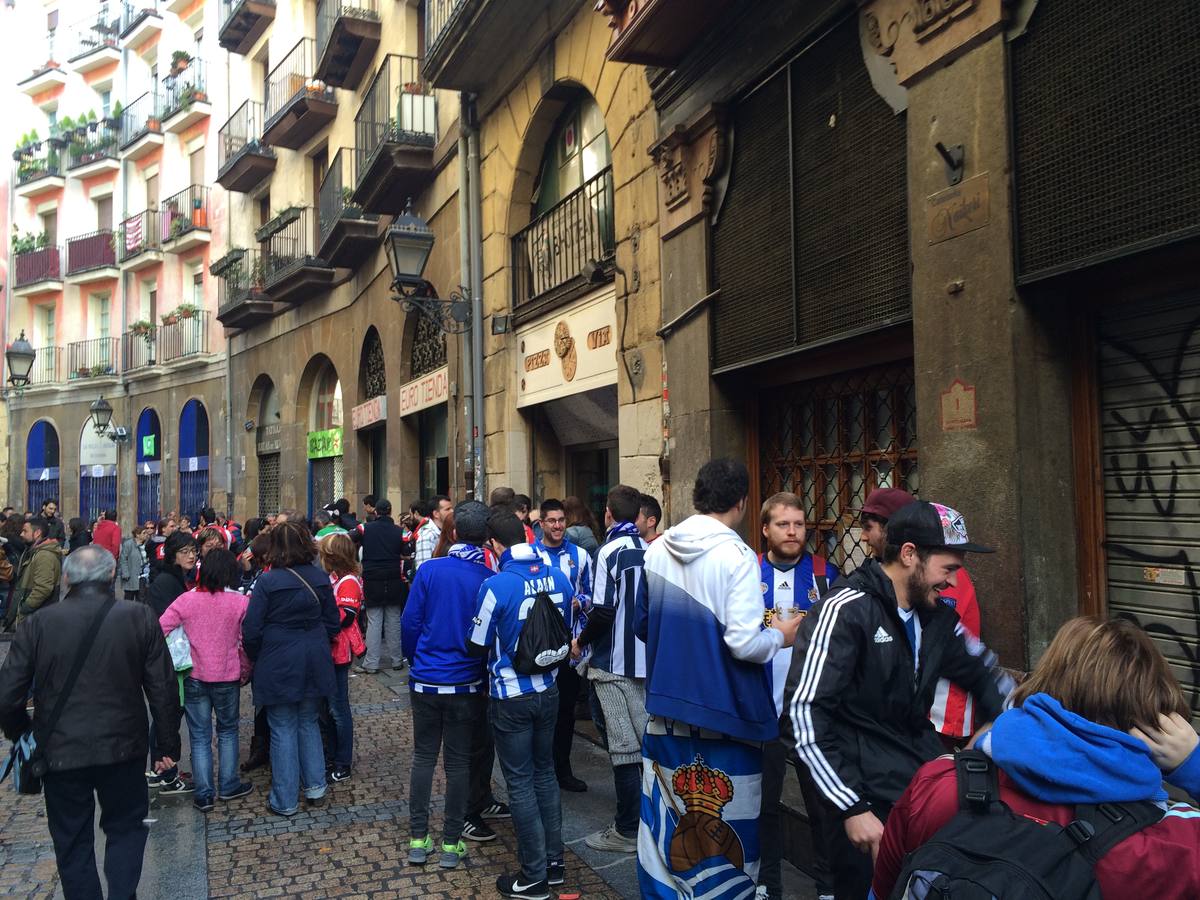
left=759, top=736, right=833, bottom=898
left=43, top=758, right=149, bottom=900
left=819, top=793, right=891, bottom=900
left=552, top=664, right=582, bottom=780
left=467, top=690, right=498, bottom=816
left=409, top=691, right=475, bottom=842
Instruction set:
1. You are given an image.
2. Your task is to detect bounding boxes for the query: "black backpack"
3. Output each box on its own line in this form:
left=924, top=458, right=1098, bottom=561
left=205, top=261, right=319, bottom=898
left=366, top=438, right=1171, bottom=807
left=888, top=750, right=1161, bottom=900
left=513, top=591, right=571, bottom=675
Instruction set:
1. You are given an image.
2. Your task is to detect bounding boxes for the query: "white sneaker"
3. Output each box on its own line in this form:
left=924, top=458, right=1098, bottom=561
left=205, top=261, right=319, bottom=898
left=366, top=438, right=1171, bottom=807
left=583, top=825, right=637, bottom=853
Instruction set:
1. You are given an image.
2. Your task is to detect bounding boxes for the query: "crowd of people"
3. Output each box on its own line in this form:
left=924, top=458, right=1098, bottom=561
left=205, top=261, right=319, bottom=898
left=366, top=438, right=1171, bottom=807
left=0, top=463, right=1197, bottom=900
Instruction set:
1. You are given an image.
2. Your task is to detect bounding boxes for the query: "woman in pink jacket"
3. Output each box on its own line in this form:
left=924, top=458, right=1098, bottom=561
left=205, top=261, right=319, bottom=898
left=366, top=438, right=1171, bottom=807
left=160, top=548, right=254, bottom=812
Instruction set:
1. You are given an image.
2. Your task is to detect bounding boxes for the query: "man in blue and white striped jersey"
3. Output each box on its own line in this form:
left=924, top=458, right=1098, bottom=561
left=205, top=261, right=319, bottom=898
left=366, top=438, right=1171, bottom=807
left=572, top=484, right=649, bottom=855
left=469, top=511, right=576, bottom=899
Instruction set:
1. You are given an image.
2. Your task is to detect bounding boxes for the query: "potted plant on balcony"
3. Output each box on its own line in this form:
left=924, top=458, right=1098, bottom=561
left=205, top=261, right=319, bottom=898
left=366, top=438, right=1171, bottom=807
left=87, top=110, right=98, bottom=132
left=76, top=365, right=92, bottom=378
left=161, top=310, right=178, bottom=326
left=171, top=50, right=192, bottom=76
left=104, top=101, right=122, bottom=129
left=175, top=302, right=199, bottom=320
left=130, top=319, right=153, bottom=337
left=169, top=215, right=190, bottom=240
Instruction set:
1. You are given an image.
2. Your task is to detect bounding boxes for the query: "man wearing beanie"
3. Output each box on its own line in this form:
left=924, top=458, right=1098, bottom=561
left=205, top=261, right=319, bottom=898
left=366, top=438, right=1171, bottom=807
left=785, top=500, right=1009, bottom=899
left=400, top=501, right=493, bottom=869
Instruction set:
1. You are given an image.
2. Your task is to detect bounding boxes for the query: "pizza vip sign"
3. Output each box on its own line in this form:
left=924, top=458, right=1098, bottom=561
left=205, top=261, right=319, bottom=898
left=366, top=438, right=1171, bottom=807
left=516, top=291, right=617, bottom=407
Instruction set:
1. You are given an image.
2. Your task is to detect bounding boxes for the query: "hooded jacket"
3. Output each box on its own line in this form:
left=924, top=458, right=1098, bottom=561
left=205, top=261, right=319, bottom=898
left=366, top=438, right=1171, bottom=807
left=873, top=693, right=1200, bottom=899
left=12, top=538, right=64, bottom=623
left=783, top=558, right=1004, bottom=819
left=637, top=514, right=784, bottom=742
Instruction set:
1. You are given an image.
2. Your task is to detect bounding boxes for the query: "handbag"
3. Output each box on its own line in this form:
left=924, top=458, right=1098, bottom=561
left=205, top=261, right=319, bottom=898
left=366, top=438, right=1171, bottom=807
left=2, top=594, right=117, bottom=794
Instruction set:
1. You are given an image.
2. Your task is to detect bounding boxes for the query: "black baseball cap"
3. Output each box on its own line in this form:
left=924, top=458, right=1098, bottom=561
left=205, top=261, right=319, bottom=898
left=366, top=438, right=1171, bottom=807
left=886, top=501, right=994, bottom=554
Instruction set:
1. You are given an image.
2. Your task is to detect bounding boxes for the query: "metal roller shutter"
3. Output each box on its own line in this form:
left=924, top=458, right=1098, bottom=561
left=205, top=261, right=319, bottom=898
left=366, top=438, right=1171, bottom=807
left=1098, top=295, right=1200, bottom=719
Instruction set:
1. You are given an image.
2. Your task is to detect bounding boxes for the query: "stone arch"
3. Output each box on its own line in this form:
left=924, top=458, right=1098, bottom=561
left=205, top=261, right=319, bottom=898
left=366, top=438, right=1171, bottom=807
left=295, top=353, right=341, bottom=430
left=358, top=326, right=386, bottom=400
left=247, top=373, right=280, bottom=427
left=25, top=419, right=61, bottom=514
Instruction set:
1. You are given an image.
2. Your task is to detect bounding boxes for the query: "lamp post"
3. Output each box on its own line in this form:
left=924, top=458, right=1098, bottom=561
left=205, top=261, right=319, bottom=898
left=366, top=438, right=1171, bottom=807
left=385, top=202, right=483, bottom=496
left=5, top=330, right=36, bottom=389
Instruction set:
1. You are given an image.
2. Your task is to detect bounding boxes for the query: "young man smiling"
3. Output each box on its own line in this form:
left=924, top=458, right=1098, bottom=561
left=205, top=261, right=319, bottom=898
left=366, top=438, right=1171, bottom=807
left=784, top=500, right=1006, bottom=899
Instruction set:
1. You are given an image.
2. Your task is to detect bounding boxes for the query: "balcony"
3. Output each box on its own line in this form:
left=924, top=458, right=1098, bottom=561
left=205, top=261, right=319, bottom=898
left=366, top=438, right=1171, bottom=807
left=29, top=346, right=64, bottom=386
left=19, top=62, right=69, bottom=97
left=65, top=230, right=119, bottom=283
left=318, top=149, right=380, bottom=267
left=120, top=2, right=163, bottom=52
left=68, top=337, right=119, bottom=380
left=258, top=206, right=335, bottom=305
left=219, top=0, right=276, bottom=55
left=217, top=101, right=276, bottom=192
left=263, top=39, right=336, bottom=150
left=161, top=186, right=212, bottom=253
left=13, top=246, right=64, bottom=296
left=123, top=312, right=210, bottom=371
left=596, top=0, right=732, bottom=66
left=66, top=9, right=122, bottom=75
left=161, top=60, right=212, bottom=134
left=213, top=248, right=277, bottom=329
left=352, top=55, right=436, bottom=214
left=424, top=0, right=579, bottom=92
left=65, top=121, right=120, bottom=178
left=315, top=0, right=380, bottom=90
left=14, top=144, right=65, bottom=199
left=119, top=92, right=164, bottom=160
left=119, top=210, right=164, bottom=270
left=511, top=166, right=614, bottom=317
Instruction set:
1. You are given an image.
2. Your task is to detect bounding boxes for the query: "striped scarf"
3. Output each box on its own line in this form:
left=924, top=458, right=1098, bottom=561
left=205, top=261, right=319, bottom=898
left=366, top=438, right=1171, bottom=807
left=607, top=520, right=641, bottom=541
left=448, top=543, right=487, bottom=566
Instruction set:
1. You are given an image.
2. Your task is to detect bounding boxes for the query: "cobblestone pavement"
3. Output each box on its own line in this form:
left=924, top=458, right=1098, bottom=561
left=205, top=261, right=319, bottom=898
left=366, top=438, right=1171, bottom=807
left=0, top=640, right=816, bottom=899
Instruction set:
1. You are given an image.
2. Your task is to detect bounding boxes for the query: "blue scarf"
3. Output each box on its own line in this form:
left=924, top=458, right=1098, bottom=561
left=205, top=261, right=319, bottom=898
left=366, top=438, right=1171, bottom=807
left=448, top=543, right=487, bottom=566
left=606, top=521, right=641, bottom=542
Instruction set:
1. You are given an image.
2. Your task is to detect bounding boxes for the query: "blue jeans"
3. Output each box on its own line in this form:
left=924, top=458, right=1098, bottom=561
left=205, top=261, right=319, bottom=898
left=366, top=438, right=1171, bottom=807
left=490, top=685, right=562, bottom=883
left=183, top=678, right=242, bottom=803
left=266, top=698, right=327, bottom=814
left=329, top=664, right=353, bottom=770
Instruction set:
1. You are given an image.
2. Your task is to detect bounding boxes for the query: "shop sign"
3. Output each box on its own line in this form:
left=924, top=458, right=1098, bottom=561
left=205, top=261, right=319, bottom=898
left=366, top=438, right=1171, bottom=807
left=142, top=434, right=156, bottom=457
left=307, top=427, right=343, bottom=460
left=398, top=366, right=449, bottom=417
left=352, top=395, right=388, bottom=430
left=927, top=172, right=990, bottom=244
left=80, top=421, right=118, bottom=467
left=516, top=290, right=617, bottom=408
left=256, top=423, right=281, bottom=455
left=940, top=378, right=977, bottom=431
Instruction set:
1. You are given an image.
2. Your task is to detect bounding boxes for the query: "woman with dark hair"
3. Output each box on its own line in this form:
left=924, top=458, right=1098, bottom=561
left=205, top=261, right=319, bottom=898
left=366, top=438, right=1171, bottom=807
left=318, top=533, right=364, bottom=782
left=563, top=496, right=601, bottom=558
left=159, top=549, right=253, bottom=812
left=242, top=520, right=340, bottom=816
left=67, top=517, right=92, bottom=552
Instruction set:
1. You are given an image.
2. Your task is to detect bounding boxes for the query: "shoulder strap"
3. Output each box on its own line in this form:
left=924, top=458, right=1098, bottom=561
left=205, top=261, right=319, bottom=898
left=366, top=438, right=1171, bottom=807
left=954, top=749, right=1001, bottom=813
left=285, top=567, right=322, bottom=604
left=37, top=594, right=117, bottom=747
left=1071, top=800, right=1163, bottom=865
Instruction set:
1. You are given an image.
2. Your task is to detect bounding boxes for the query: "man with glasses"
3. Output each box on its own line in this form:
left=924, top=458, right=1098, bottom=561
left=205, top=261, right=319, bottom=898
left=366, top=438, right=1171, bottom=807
left=536, top=499, right=594, bottom=793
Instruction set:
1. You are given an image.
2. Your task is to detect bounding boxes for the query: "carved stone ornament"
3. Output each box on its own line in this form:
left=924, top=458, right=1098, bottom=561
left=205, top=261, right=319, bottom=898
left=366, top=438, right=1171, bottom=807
left=861, top=0, right=1007, bottom=86
left=648, top=105, right=728, bottom=238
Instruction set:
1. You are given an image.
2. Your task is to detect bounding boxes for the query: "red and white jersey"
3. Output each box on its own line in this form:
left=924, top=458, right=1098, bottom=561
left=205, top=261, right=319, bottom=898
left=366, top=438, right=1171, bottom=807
left=930, top=567, right=981, bottom=738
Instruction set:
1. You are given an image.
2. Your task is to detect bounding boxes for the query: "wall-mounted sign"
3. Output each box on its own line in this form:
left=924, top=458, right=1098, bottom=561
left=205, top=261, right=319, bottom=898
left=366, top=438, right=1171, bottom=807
left=516, top=290, right=617, bottom=408
left=142, top=434, right=156, bottom=457
left=940, top=378, right=977, bottom=431
left=306, top=427, right=343, bottom=460
left=927, top=172, right=990, bottom=244
left=80, top=420, right=118, bottom=467
left=352, top=395, right=388, bottom=430
left=398, top=366, right=449, bottom=417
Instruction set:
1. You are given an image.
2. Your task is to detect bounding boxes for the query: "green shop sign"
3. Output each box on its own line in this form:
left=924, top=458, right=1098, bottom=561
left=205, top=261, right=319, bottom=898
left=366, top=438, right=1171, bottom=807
left=307, top=428, right=343, bottom=460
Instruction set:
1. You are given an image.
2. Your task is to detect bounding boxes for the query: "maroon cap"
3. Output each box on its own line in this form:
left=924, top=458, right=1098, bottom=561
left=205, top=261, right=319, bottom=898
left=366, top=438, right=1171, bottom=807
left=860, top=488, right=917, bottom=521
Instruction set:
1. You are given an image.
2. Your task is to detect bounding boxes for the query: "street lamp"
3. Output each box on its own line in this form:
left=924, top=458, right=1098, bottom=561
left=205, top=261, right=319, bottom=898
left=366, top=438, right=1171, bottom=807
left=386, top=202, right=471, bottom=335
left=5, top=330, right=36, bottom=388
left=90, top=396, right=114, bottom=436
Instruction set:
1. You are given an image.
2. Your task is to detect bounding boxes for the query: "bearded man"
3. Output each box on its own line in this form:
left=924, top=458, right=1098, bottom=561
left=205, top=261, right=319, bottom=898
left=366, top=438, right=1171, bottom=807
left=782, top=501, right=1006, bottom=900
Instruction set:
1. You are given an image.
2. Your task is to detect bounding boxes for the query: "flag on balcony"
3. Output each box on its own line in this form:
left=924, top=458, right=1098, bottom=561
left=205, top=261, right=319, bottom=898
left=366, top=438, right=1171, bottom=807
left=125, top=215, right=143, bottom=253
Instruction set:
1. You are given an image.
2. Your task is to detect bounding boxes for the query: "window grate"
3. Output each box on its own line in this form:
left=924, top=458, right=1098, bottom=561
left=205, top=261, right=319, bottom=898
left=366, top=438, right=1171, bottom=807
left=257, top=453, right=280, bottom=519
left=758, top=361, right=918, bottom=573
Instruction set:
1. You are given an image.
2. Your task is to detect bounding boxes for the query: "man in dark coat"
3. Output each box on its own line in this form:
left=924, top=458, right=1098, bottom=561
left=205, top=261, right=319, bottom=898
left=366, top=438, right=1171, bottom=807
left=0, top=546, right=181, bottom=899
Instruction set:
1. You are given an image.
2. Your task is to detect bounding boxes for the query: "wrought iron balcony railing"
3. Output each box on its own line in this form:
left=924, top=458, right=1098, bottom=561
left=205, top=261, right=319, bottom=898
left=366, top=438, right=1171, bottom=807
left=265, top=38, right=333, bottom=129
left=218, top=99, right=272, bottom=172
left=29, top=345, right=63, bottom=385
left=66, top=8, right=121, bottom=62
left=161, top=185, right=211, bottom=242
left=119, top=92, right=162, bottom=149
left=14, top=246, right=63, bottom=287
left=260, top=206, right=323, bottom=284
left=353, top=54, right=436, bottom=175
left=15, top=142, right=63, bottom=186
left=68, top=337, right=119, bottom=379
left=319, top=148, right=378, bottom=242
left=120, top=209, right=163, bottom=262
left=66, top=230, right=117, bottom=276
left=66, top=121, right=120, bottom=170
left=124, top=311, right=209, bottom=369
left=161, top=58, right=210, bottom=121
left=425, top=0, right=469, bottom=58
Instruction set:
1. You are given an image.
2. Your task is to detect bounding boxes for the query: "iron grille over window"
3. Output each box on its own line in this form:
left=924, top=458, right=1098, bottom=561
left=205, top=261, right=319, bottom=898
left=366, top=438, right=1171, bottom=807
left=410, top=314, right=446, bottom=379
left=1012, top=1, right=1200, bottom=281
left=363, top=330, right=386, bottom=398
left=757, top=362, right=917, bottom=573
left=712, top=14, right=910, bottom=371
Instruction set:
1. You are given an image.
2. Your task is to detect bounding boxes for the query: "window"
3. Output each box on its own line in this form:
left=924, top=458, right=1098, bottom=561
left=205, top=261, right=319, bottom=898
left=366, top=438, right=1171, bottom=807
left=532, top=96, right=611, bottom=217
left=100, top=91, right=111, bottom=117
left=192, top=270, right=203, bottom=305
left=40, top=212, right=57, bottom=245
left=39, top=305, right=56, bottom=347
left=96, top=196, right=113, bottom=231
left=140, top=279, right=156, bottom=322
left=189, top=147, right=206, bottom=186
left=48, top=109, right=57, bottom=129
left=89, top=295, right=111, bottom=341
left=145, top=174, right=158, bottom=209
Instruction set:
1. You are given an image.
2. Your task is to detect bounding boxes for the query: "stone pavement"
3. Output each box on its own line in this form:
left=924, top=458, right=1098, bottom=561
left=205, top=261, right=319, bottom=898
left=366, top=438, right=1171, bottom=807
left=0, top=640, right=818, bottom=899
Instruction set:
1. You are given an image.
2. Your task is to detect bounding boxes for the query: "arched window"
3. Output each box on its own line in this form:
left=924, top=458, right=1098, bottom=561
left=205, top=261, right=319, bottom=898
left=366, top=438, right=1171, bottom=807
left=178, top=399, right=210, bottom=522
left=136, top=408, right=162, bottom=524
left=361, top=327, right=386, bottom=399
left=307, top=362, right=343, bottom=516
left=532, top=95, right=611, bottom=217
left=80, top=417, right=118, bottom=524
left=26, top=421, right=61, bottom=513
left=410, top=314, right=446, bottom=379
left=253, top=376, right=282, bottom=518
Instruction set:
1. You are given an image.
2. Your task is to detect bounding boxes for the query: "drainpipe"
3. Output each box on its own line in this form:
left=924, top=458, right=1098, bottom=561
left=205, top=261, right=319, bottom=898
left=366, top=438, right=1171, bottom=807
left=465, top=99, right=485, bottom=499
left=456, top=93, right=474, bottom=500
left=225, top=335, right=234, bottom=518
left=118, top=33, right=131, bottom=521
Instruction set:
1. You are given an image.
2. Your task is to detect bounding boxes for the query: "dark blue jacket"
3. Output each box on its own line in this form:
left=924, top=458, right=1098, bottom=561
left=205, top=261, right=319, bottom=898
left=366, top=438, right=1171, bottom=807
left=401, top=555, right=491, bottom=692
left=243, top=564, right=340, bottom=706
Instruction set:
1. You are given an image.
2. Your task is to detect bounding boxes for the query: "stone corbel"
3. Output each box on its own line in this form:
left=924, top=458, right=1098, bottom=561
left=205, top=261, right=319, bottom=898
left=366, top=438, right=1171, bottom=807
left=648, top=104, right=728, bottom=239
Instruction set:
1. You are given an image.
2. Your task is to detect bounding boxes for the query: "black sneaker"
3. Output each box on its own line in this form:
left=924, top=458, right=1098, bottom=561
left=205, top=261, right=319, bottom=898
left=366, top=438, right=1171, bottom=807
left=328, top=768, right=351, bottom=783
left=480, top=801, right=510, bottom=819
left=193, top=797, right=215, bottom=813
left=546, top=860, right=564, bottom=886
left=557, top=774, right=587, bottom=792
left=461, top=815, right=497, bottom=842
left=158, top=777, right=195, bottom=796
left=496, top=873, right=550, bottom=900
left=218, top=782, right=253, bottom=801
